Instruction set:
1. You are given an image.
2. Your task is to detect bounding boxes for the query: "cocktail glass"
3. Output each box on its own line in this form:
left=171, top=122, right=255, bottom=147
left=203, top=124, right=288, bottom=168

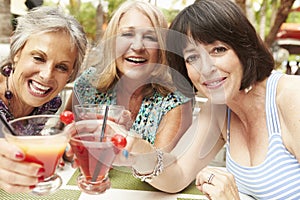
left=74, top=104, right=125, bottom=122
left=2, top=115, right=70, bottom=196
left=70, top=132, right=118, bottom=195
left=71, top=104, right=125, bottom=194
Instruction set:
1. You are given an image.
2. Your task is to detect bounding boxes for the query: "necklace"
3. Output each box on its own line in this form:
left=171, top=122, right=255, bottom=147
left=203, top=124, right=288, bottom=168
left=1, top=65, right=13, bottom=108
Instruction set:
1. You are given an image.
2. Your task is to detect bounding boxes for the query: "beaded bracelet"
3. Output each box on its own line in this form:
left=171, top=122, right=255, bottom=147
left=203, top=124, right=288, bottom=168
left=132, top=148, right=164, bottom=182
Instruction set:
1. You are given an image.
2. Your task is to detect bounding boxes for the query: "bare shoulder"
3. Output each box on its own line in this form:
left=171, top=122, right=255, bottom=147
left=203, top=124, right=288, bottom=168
left=277, top=74, right=300, bottom=97
left=277, top=74, right=300, bottom=110
left=277, top=74, right=300, bottom=160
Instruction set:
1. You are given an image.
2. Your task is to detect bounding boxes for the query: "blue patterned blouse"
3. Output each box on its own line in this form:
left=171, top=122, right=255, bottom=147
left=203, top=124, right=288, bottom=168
left=73, top=67, right=191, bottom=144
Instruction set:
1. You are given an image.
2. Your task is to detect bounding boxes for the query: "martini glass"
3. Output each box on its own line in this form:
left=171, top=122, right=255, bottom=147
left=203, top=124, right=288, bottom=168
left=3, top=115, right=70, bottom=196
left=71, top=104, right=125, bottom=194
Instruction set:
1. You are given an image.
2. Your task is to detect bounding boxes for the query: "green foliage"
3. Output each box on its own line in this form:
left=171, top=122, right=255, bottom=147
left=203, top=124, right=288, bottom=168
left=286, top=11, right=300, bottom=23
left=106, top=0, right=126, bottom=22
left=68, top=2, right=97, bottom=41
left=161, top=8, right=180, bottom=24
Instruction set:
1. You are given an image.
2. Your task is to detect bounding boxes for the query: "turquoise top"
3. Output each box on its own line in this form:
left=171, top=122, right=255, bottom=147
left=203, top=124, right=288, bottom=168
left=73, top=67, right=191, bottom=144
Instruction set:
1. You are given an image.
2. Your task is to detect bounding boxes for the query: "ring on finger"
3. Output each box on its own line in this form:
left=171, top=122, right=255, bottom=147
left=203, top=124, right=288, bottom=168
left=207, top=173, right=215, bottom=184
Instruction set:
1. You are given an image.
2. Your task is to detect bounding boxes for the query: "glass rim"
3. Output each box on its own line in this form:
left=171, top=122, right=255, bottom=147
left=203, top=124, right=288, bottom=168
left=8, top=114, right=59, bottom=124
left=70, top=133, right=113, bottom=146
left=74, top=104, right=125, bottom=110
left=5, top=115, right=66, bottom=138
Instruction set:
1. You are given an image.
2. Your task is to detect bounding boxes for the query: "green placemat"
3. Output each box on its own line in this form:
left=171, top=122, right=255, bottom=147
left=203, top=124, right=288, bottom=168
left=67, top=169, right=80, bottom=186
left=0, top=189, right=81, bottom=200
left=67, top=168, right=202, bottom=195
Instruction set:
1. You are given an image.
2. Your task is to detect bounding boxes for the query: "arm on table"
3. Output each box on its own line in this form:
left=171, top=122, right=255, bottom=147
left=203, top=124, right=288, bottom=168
left=115, top=102, right=227, bottom=193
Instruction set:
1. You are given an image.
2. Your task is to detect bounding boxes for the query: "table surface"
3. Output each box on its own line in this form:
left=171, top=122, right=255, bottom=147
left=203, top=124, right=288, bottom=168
left=0, top=162, right=208, bottom=200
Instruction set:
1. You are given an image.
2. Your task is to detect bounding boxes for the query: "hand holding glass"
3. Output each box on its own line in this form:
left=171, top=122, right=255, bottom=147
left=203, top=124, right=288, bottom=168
left=2, top=115, right=70, bottom=196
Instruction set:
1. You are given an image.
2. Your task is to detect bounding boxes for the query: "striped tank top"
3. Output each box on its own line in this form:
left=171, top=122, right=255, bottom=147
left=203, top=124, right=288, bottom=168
left=226, top=72, right=300, bottom=199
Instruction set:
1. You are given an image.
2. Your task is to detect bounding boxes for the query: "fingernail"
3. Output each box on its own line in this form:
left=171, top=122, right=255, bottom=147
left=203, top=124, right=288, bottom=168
left=15, top=152, right=24, bottom=159
left=29, top=185, right=36, bottom=190
left=38, top=176, right=44, bottom=182
left=37, top=168, right=45, bottom=176
left=65, top=144, right=70, bottom=152
left=58, top=161, right=65, bottom=169
left=122, top=149, right=129, bottom=158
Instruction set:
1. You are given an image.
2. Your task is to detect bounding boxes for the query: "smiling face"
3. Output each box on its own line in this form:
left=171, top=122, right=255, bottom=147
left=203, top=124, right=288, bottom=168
left=115, top=9, right=159, bottom=81
left=12, top=31, right=77, bottom=107
left=183, top=40, right=243, bottom=104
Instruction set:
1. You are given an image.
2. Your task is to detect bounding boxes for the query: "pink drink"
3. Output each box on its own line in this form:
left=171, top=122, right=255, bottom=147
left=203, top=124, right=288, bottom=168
left=70, top=134, right=117, bottom=194
left=3, top=115, right=70, bottom=196
left=13, top=137, right=66, bottom=178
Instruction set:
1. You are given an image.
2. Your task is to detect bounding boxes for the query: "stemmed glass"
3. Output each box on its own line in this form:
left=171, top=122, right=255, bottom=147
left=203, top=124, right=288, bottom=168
left=2, top=115, right=70, bottom=196
left=71, top=104, right=125, bottom=194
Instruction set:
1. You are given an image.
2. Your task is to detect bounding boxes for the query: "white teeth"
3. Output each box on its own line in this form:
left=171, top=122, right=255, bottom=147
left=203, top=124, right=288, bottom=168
left=32, top=81, right=50, bottom=90
left=29, top=81, right=50, bottom=95
left=30, top=86, right=44, bottom=94
left=207, top=80, right=222, bottom=87
left=127, top=57, right=146, bottom=62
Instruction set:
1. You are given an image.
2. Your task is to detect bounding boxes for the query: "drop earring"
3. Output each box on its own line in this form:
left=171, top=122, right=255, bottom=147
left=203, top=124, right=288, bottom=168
left=1, top=65, right=13, bottom=106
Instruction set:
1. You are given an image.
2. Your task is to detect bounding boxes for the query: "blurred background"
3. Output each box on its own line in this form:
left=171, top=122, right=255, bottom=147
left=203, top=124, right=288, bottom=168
left=1, top=0, right=300, bottom=167
left=2, top=0, right=300, bottom=74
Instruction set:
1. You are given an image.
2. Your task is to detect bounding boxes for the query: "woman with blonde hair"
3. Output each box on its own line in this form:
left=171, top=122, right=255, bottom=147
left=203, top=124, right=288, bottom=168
left=66, top=0, right=192, bottom=151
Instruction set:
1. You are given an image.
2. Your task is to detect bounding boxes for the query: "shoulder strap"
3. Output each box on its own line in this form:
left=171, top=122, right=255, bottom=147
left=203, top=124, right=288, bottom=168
left=265, top=72, right=283, bottom=135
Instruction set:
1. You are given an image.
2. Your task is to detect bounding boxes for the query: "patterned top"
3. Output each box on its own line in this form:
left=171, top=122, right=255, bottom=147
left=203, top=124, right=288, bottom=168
left=226, top=72, right=300, bottom=199
left=0, top=96, right=62, bottom=122
left=73, top=67, right=191, bottom=144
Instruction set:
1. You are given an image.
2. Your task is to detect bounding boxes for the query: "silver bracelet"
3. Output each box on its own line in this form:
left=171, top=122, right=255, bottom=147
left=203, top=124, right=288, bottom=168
left=132, top=148, right=164, bottom=182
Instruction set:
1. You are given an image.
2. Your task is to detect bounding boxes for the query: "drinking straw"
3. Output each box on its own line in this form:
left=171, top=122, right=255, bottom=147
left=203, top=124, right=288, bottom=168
left=0, top=112, right=16, bottom=136
left=100, top=105, right=109, bottom=142
left=92, top=105, right=109, bottom=182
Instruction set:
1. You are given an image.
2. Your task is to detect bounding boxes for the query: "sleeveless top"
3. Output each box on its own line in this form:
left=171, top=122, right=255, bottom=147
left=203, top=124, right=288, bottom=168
left=74, top=67, right=191, bottom=144
left=226, top=72, right=300, bottom=199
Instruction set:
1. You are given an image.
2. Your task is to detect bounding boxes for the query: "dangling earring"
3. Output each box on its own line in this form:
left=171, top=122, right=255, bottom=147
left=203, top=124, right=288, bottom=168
left=244, top=85, right=253, bottom=94
left=1, top=65, right=13, bottom=106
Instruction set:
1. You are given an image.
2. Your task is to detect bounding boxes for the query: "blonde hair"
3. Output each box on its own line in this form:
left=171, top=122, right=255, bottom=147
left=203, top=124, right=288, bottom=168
left=91, top=0, right=174, bottom=96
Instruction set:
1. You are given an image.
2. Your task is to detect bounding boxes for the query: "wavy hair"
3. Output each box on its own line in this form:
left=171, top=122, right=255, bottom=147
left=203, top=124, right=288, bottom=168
left=1, top=6, right=87, bottom=83
left=91, top=0, right=175, bottom=96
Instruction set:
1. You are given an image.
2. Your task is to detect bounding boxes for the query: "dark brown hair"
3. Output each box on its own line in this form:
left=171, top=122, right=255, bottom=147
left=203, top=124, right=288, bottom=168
left=166, top=0, right=274, bottom=96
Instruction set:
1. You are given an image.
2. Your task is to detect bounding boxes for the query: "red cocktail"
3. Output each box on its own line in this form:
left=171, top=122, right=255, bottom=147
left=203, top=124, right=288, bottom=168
left=3, top=115, right=70, bottom=196
left=70, top=133, right=117, bottom=194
